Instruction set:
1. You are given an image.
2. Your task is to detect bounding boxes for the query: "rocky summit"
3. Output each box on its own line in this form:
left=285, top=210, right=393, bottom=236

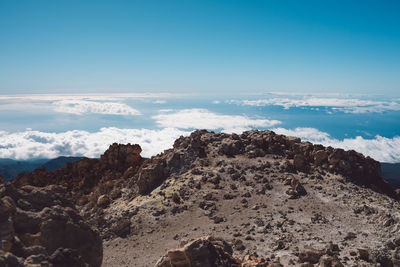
left=2, top=130, right=400, bottom=266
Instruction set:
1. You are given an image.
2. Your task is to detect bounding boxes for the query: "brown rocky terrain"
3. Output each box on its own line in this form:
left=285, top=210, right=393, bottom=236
left=2, top=130, right=400, bottom=266
left=0, top=182, right=102, bottom=266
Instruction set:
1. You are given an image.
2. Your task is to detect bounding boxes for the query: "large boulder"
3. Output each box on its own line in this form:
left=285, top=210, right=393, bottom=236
left=154, top=236, right=241, bottom=267
left=293, top=154, right=307, bottom=171
left=0, top=183, right=102, bottom=266
left=136, top=159, right=166, bottom=195
left=100, top=143, right=143, bottom=171
left=298, top=247, right=323, bottom=264
left=285, top=177, right=307, bottom=199
left=218, top=138, right=244, bottom=157
left=314, top=150, right=328, bottom=165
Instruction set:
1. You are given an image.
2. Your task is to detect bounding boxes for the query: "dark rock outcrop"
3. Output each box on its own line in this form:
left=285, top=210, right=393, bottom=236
left=0, top=182, right=102, bottom=266
left=154, top=236, right=241, bottom=267
left=12, top=144, right=144, bottom=233
left=14, top=143, right=143, bottom=190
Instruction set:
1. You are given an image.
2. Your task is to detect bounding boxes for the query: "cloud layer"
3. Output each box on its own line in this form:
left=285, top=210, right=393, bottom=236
left=229, top=97, right=400, bottom=113
left=152, top=109, right=282, bottom=133
left=0, top=128, right=189, bottom=160
left=52, top=100, right=141, bottom=115
left=0, top=126, right=399, bottom=163
left=272, top=127, right=400, bottom=163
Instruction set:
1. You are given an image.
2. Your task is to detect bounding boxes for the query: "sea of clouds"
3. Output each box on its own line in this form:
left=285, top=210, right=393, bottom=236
left=0, top=94, right=399, bottom=163
left=0, top=108, right=398, bottom=163
left=228, top=97, right=400, bottom=114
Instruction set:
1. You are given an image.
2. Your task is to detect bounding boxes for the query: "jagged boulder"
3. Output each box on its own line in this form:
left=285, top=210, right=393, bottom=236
left=136, top=159, right=166, bottom=195
left=285, top=176, right=307, bottom=199
left=153, top=236, right=277, bottom=267
left=314, top=150, right=328, bottom=165
left=318, top=255, right=344, bottom=267
left=293, top=154, right=307, bottom=170
left=218, top=138, right=244, bottom=157
left=298, top=246, right=344, bottom=267
left=241, top=255, right=269, bottom=266
left=154, top=236, right=241, bottom=267
left=100, top=143, right=143, bottom=171
left=0, top=183, right=102, bottom=267
left=298, top=247, right=323, bottom=264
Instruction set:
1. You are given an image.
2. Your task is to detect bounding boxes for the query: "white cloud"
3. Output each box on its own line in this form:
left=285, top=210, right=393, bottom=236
left=52, top=100, right=141, bottom=116
left=272, top=127, right=400, bottom=163
left=152, top=109, right=282, bottom=133
left=0, top=126, right=399, bottom=163
left=152, top=100, right=167, bottom=104
left=213, top=100, right=221, bottom=104
left=267, top=92, right=351, bottom=97
left=229, top=97, right=400, bottom=113
left=0, top=93, right=185, bottom=115
left=0, top=128, right=189, bottom=160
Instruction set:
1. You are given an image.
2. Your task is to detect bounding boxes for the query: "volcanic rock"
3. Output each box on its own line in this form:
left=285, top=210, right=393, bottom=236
left=285, top=177, right=307, bottom=199
left=0, top=182, right=102, bottom=266
left=298, top=247, right=323, bottom=264
left=154, top=236, right=241, bottom=267
left=7, top=129, right=400, bottom=266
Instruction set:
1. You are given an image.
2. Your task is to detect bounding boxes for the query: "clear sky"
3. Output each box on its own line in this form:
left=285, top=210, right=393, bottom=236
left=0, top=0, right=399, bottom=96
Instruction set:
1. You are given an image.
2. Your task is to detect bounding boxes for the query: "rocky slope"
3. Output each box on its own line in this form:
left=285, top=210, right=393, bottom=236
left=5, top=130, right=400, bottom=266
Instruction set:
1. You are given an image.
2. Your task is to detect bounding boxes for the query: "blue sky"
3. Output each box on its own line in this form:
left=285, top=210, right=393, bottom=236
left=0, top=0, right=399, bottom=95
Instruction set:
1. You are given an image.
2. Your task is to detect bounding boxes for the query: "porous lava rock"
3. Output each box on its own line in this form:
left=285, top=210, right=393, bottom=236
left=154, top=236, right=268, bottom=267
left=0, top=182, right=102, bottom=266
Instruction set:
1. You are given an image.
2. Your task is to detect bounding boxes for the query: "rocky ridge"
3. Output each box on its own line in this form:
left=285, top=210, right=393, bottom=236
left=3, top=130, right=400, bottom=266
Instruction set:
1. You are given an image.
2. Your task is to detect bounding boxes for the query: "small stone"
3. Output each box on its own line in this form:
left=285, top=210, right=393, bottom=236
left=97, top=195, right=110, bottom=207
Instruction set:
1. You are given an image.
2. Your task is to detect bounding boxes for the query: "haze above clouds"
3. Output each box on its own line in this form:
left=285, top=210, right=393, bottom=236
left=0, top=93, right=182, bottom=102
left=229, top=97, right=400, bottom=114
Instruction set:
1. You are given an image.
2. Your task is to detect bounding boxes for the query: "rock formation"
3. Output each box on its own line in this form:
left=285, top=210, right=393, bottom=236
left=6, top=130, right=400, bottom=266
left=154, top=236, right=241, bottom=267
left=0, top=182, right=102, bottom=266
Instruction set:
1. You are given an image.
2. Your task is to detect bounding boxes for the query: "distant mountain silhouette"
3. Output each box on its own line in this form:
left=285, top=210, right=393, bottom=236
left=41, top=156, right=84, bottom=171
left=0, top=156, right=84, bottom=180
left=381, top=162, right=400, bottom=189
left=0, top=158, right=48, bottom=180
